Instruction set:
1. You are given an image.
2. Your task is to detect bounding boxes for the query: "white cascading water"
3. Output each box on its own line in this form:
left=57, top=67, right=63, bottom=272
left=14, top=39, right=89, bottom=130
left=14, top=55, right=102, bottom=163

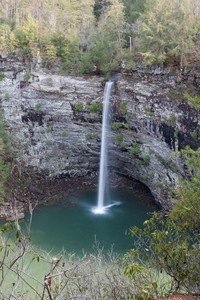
left=92, top=81, right=113, bottom=214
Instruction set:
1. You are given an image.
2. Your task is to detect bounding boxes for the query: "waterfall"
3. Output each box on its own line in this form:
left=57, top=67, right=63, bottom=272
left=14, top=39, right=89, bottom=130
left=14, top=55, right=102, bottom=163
left=92, top=81, right=113, bottom=214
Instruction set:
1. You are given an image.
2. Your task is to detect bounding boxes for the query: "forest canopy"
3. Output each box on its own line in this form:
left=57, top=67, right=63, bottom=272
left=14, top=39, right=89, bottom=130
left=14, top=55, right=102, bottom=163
left=0, top=0, right=199, bottom=75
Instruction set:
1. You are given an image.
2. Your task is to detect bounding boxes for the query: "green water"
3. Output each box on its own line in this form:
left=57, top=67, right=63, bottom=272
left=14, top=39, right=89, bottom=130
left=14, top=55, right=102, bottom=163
left=26, top=190, right=155, bottom=255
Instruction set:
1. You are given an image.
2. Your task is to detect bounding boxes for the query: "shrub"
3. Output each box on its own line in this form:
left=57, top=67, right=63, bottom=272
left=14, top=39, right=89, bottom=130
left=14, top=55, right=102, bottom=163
left=168, top=114, right=176, bottom=126
left=23, top=72, right=31, bottom=82
left=75, top=101, right=84, bottom=111
left=144, top=107, right=154, bottom=116
left=0, top=72, right=5, bottom=81
left=45, top=127, right=53, bottom=133
left=35, top=103, right=43, bottom=110
left=190, top=130, right=198, bottom=140
left=125, top=211, right=200, bottom=296
left=4, top=93, right=10, bottom=101
left=115, top=132, right=123, bottom=143
left=143, top=172, right=154, bottom=181
left=111, top=122, right=128, bottom=130
left=61, top=130, right=68, bottom=137
left=143, top=155, right=151, bottom=166
left=155, top=182, right=164, bottom=189
left=130, top=142, right=142, bottom=157
left=0, top=114, right=10, bottom=202
left=45, top=139, right=52, bottom=145
left=120, top=101, right=127, bottom=116
left=184, top=93, right=200, bottom=109
left=86, top=102, right=103, bottom=113
left=120, top=142, right=127, bottom=150
left=86, top=133, right=97, bottom=140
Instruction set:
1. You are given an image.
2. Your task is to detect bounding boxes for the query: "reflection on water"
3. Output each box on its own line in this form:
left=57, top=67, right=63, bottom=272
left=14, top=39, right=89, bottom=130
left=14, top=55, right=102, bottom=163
left=25, top=190, right=156, bottom=255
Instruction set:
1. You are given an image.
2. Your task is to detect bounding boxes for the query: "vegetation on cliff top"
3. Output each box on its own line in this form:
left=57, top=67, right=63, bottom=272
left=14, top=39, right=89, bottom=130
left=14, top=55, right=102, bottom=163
left=0, top=0, right=199, bottom=75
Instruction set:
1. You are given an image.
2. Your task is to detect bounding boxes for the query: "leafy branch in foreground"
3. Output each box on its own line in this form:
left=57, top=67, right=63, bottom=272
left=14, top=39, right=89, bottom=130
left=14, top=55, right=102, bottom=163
left=0, top=114, right=11, bottom=202
left=0, top=219, right=138, bottom=299
left=124, top=146, right=200, bottom=297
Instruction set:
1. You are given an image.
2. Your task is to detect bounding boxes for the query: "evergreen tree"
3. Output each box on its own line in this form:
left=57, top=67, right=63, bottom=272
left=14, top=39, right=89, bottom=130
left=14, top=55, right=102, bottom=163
left=137, top=0, right=199, bottom=68
left=0, top=23, right=16, bottom=53
left=87, top=0, right=125, bottom=75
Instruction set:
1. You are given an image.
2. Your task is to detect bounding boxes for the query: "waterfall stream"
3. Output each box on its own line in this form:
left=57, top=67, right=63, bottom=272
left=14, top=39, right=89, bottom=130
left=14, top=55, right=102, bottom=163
left=92, top=81, right=113, bottom=214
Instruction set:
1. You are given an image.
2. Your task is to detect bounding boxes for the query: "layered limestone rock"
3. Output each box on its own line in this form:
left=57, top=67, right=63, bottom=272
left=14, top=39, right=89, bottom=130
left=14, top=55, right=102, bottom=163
left=0, top=59, right=199, bottom=209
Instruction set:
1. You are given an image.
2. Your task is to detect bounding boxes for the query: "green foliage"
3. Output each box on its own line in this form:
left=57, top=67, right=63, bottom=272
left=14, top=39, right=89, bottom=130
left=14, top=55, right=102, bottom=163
left=3, top=93, right=10, bottom=101
left=125, top=211, right=200, bottom=295
left=0, top=72, right=5, bottom=81
left=45, top=139, right=52, bottom=145
left=184, top=93, right=200, bottom=110
left=86, top=102, right=102, bottom=113
left=130, top=142, right=142, bottom=157
left=0, top=23, right=16, bottom=53
left=167, top=159, right=179, bottom=173
left=120, top=142, right=127, bottom=150
left=125, top=147, right=200, bottom=295
left=85, top=0, right=126, bottom=76
left=167, top=114, right=177, bottom=127
left=75, top=101, right=84, bottom=111
left=15, top=14, right=39, bottom=59
left=120, top=101, right=127, bottom=116
left=23, top=72, right=31, bottom=83
left=45, top=127, right=53, bottom=133
left=144, top=107, right=154, bottom=116
left=171, top=146, right=200, bottom=230
left=143, top=155, right=151, bottom=166
left=190, top=130, right=198, bottom=140
left=111, top=122, right=128, bottom=130
left=143, top=172, right=154, bottom=181
left=115, top=132, right=123, bottom=143
left=137, top=0, right=199, bottom=68
left=155, top=182, right=164, bottom=189
left=61, top=130, right=68, bottom=137
left=35, top=103, right=43, bottom=110
left=0, top=114, right=10, bottom=202
left=85, top=133, right=98, bottom=140
left=44, top=42, right=57, bottom=66
left=0, top=0, right=198, bottom=74
left=156, top=154, right=179, bottom=173
left=122, top=0, right=147, bottom=23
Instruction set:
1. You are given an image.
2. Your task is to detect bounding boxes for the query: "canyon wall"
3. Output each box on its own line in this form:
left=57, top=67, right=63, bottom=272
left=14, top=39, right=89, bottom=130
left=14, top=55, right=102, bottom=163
left=0, top=58, right=200, bottom=209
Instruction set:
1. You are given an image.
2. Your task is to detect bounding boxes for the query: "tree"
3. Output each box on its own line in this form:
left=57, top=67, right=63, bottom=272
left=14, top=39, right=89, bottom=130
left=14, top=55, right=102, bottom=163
left=122, top=0, right=146, bottom=23
left=168, top=0, right=199, bottom=70
left=136, top=0, right=199, bottom=68
left=15, top=14, right=39, bottom=60
left=0, top=114, right=10, bottom=203
left=0, top=23, right=16, bottom=53
left=124, top=146, right=200, bottom=296
left=170, top=146, right=200, bottom=230
left=86, top=0, right=125, bottom=75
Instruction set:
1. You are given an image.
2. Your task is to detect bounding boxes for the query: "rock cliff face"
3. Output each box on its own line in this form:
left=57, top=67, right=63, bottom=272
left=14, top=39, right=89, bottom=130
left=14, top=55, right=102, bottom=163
left=0, top=58, right=200, bottom=209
